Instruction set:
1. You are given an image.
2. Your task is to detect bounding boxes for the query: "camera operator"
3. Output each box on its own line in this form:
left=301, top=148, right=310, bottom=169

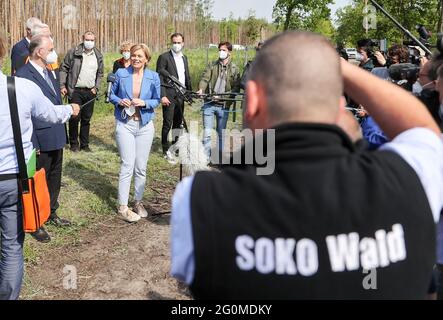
left=387, top=44, right=410, bottom=66
left=372, top=44, right=410, bottom=81
left=356, top=39, right=386, bottom=71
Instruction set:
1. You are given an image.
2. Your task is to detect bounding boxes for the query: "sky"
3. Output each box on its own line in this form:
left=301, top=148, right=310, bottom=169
left=211, top=0, right=353, bottom=22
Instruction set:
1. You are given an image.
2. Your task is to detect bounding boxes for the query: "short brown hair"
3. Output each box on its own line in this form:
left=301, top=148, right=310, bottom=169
left=249, top=31, right=343, bottom=124
left=171, top=33, right=184, bottom=42
left=119, top=41, right=133, bottom=53
left=130, top=44, right=152, bottom=66
left=219, top=41, right=233, bottom=51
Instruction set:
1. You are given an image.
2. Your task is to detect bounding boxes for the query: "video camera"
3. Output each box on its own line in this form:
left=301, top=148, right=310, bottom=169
left=388, top=63, right=419, bottom=83
left=336, top=43, right=348, bottom=61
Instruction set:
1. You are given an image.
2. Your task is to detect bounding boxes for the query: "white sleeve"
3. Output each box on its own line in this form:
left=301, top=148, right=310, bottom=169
left=24, top=80, right=72, bottom=123
left=170, top=176, right=195, bottom=285
left=380, top=128, right=443, bottom=223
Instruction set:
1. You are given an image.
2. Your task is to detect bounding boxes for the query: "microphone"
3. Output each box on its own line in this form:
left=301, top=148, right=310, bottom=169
left=105, top=73, right=116, bottom=103
left=159, top=70, right=186, bottom=89
left=159, top=69, right=193, bottom=104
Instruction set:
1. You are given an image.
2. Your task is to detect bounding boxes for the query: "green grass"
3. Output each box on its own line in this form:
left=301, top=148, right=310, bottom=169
left=2, top=50, right=244, bottom=298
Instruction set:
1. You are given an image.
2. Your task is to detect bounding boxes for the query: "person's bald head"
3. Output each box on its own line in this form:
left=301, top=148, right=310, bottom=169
left=245, top=31, right=344, bottom=130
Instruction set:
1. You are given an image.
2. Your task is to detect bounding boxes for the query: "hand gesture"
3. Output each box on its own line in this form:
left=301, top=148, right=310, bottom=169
left=131, top=98, right=146, bottom=107
left=374, top=51, right=386, bottom=66
left=71, top=103, right=80, bottom=117
left=161, top=97, right=171, bottom=106
left=119, top=99, right=132, bottom=108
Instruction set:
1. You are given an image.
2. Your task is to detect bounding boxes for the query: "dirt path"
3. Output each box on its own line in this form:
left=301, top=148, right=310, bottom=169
left=24, top=210, right=191, bottom=300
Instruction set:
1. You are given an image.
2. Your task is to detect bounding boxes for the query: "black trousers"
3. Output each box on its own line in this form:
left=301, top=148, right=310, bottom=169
left=162, top=97, right=184, bottom=153
left=37, top=149, right=63, bottom=218
left=69, top=88, right=96, bottom=149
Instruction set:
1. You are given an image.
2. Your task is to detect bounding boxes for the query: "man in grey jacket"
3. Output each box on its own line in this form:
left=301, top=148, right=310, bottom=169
left=59, top=31, right=104, bottom=152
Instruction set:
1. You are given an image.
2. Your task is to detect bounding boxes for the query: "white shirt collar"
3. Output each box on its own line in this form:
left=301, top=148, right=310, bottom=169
left=171, top=50, right=183, bottom=58
left=29, top=60, right=46, bottom=78
left=83, top=49, right=95, bottom=56
left=25, top=37, right=31, bottom=43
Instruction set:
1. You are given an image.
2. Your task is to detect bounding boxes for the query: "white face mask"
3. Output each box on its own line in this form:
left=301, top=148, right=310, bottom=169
left=122, top=52, right=131, bottom=60
left=219, top=50, right=228, bottom=60
left=412, top=82, right=423, bottom=95
left=172, top=43, right=183, bottom=53
left=355, top=52, right=364, bottom=62
left=84, top=41, right=95, bottom=50
left=45, top=50, right=58, bottom=65
left=414, top=81, right=435, bottom=95
left=121, top=105, right=136, bottom=119
left=125, top=106, right=136, bottom=117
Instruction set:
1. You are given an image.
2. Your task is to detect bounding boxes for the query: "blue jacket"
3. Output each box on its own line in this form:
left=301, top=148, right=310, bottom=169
left=361, top=116, right=388, bottom=150
left=110, top=66, right=161, bottom=126
left=11, top=38, right=30, bottom=76
left=16, top=63, right=67, bottom=152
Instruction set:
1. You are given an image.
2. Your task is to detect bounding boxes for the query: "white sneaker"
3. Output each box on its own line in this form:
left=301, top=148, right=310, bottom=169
left=164, top=150, right=177, bottom=164
left=118, top=206, right=141, bottom=223
left=134, top=201, right=149, bottom=218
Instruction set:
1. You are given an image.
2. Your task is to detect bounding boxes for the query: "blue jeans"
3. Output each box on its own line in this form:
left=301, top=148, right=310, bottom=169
left=116, top=119, right=155, bottom=206
left=0, top=179, right=24, bottom=300
left=202, top=102, right=229, bottom=158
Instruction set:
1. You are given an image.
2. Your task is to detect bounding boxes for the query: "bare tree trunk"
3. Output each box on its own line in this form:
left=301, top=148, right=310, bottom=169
left=2, top=0, right=273, bottom=54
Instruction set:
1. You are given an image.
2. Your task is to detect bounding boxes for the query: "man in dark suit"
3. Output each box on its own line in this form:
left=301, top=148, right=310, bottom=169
left=16, top=35, right=71, bottom=243
left=156, top=33, right=192, bottom=157
left=10, top=17, right=41, bottom=75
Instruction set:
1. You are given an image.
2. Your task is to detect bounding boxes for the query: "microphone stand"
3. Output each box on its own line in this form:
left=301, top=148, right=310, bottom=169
left=80, top=92, right=107, bottom=110
left=162, top=80, right=244, bottom=181
left=161, top=80, right=191, bottom=181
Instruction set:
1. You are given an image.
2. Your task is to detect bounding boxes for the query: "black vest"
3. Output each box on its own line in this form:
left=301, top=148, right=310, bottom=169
left=190, top=123, right=435, bottom=299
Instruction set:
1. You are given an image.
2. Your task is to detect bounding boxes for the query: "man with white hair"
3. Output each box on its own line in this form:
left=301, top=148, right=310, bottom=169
left=31, top=23, right=51, bottom=38
left=16, top=35, right=71, bottom=243
left=10, top=17, right=41, bottom=75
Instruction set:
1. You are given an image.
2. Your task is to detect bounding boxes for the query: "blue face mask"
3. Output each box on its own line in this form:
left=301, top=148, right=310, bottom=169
left=84, top=41, right=95, bottom=50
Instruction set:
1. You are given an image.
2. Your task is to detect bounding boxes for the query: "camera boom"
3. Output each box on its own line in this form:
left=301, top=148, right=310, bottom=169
left=369, top=0, right=432, bottom=56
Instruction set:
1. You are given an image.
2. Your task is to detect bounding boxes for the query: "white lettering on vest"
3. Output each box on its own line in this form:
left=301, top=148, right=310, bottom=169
left=235, top=224, right=407, bottom=275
